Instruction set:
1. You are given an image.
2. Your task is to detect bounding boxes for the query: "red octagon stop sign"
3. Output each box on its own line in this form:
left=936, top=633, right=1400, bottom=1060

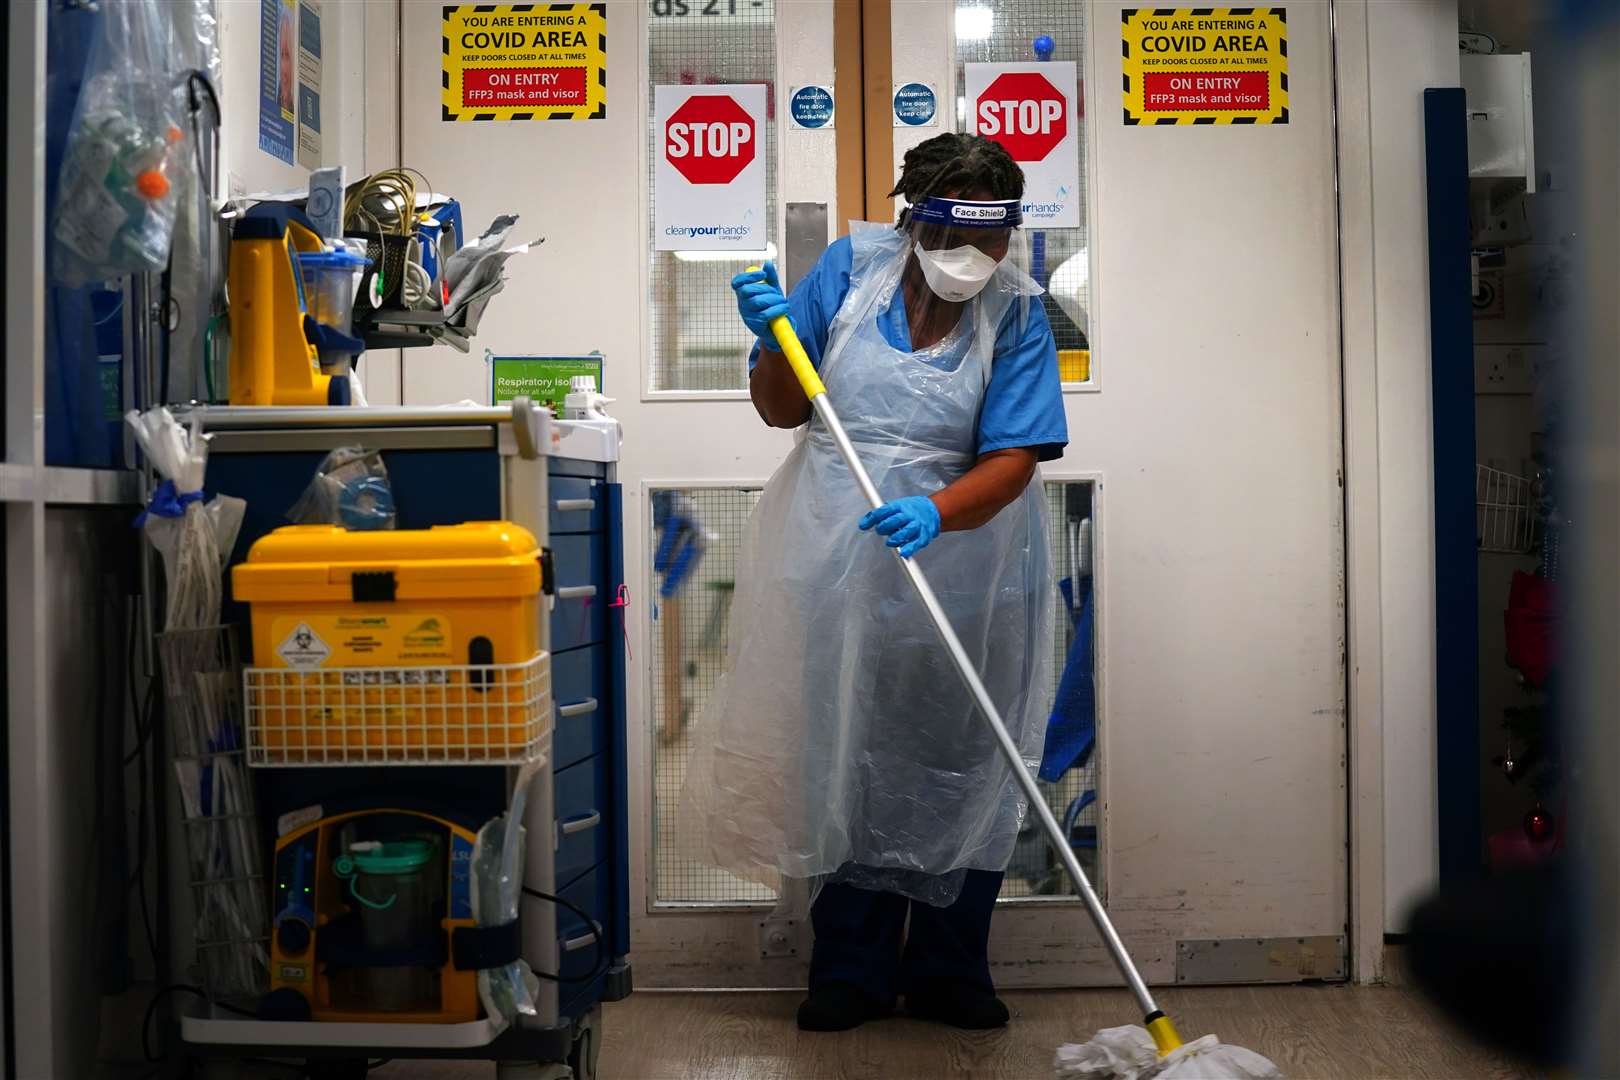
left=665, top=94, right=756, bottom=185
left=974, top=71, right=1067, bottom=162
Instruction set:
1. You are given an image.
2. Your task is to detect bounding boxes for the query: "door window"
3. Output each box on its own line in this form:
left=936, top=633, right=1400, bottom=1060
left=647, top=2, right=779, bottom=393
left=955, top=1, right=1094, bottom=386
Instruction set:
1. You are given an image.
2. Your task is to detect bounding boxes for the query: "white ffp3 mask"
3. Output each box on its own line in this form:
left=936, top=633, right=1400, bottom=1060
left=913, top=242, right=999, bottom=302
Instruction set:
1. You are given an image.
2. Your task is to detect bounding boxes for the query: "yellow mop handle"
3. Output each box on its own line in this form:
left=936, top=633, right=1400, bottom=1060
left=747, top=266, right=826, bottom=400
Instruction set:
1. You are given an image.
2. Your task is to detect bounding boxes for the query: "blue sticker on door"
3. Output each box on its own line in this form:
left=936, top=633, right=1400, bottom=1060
left=893, top=82, right=937, bottom=127
left=789, top=85, right=835, bottom=129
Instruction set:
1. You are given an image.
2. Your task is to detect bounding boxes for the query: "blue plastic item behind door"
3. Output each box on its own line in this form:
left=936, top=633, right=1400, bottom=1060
left=45, top=2, right=127, bottom=468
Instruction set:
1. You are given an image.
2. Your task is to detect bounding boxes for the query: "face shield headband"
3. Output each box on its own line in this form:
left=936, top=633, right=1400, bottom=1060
left=905, top=197, right=1024, bottom=229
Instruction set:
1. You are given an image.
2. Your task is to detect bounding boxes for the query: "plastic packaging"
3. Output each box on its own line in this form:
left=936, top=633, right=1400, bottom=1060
left=162, top=624, right=269, bottom=1002
left=126, top=407, right=245, bottom=630
left=1054, top=1027, right=1282, bottom=1079
left=679, top=223, right=1052, bottom=909
left=471, top=760, right=544, bottom=1029
left=288, top=447, right=396, bottom=531
left=164, top=0, right=223, bottom=404
left=53, top=0, right=192, bottom=286
left=442, top=214, right=544, bottom=332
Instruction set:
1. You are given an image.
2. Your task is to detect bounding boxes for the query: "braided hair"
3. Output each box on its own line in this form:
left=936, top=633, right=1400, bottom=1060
left=888, top=133, right=1024, bottom=225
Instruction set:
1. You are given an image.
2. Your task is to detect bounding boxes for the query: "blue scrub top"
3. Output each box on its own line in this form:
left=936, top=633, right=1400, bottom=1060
left=749, top=236, right=1070, bottom=462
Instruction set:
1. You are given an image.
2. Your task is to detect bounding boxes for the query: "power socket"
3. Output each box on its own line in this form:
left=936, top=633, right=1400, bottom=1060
left=1475, top=344, right=1540, bottom=395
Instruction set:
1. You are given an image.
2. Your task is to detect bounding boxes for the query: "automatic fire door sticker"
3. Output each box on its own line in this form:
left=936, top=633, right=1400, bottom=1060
left=1121, top=8, right=1289, bottom=126
left=277, top=622, right=332, bottom=669
left=442, top=3, right=607, bottom=121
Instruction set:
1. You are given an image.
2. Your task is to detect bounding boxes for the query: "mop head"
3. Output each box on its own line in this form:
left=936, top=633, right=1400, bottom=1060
left=1055, top=1025, right=1282, bottom=1079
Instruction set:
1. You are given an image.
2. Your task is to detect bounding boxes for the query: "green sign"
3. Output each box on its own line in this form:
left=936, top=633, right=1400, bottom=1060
left=488, top=354, right=604, bottom=415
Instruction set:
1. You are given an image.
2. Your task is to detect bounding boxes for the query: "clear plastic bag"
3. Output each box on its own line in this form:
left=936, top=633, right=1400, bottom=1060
left=126, top=407, right=244, bottom=631
left=470, top=760, right=543, bottom=1029
left=1055, top=1027, right=1282, bottom=1080
left=52, top=0, right=191, bottom=286
left=288, top=447, right=396, bottom=530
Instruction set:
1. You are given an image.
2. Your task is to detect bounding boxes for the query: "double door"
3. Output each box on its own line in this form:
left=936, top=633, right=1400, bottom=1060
left=395, top=0, right=1348, bottom=990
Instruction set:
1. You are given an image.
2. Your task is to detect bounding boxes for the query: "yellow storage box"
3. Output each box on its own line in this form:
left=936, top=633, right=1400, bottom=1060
left=233, top=522, right=550, bottom=765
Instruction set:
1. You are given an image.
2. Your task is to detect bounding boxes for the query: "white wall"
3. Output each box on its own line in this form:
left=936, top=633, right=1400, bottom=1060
left=218, top=0, right=368, bottom=194
left=1359, top=0, right=1458, bottom=933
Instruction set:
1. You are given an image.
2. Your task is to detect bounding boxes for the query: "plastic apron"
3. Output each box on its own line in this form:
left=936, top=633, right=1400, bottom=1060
left=681, top=225, right=1054, bottom=907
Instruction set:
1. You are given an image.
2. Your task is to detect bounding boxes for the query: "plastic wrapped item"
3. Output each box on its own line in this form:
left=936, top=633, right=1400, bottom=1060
left=52, top=0, right=192, bottom=286
left=442, top=214, right=544, bottom=332
left=288, top=447, right=396, bottom=531
left=163, top=0, right=223, bottom=404
left=1055, top=1027, right=1282, bottom=1080
left=471, top=760, right=543, bottom=1030
left=161, top=624, right=268, bottom=1002
left=126, top=407, right=245, bottom=631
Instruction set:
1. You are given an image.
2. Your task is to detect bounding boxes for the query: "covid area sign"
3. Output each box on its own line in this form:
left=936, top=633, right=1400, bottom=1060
left=1121, top=7, right=1288, bottom=126
left=442, top=3, right=606, bottom=121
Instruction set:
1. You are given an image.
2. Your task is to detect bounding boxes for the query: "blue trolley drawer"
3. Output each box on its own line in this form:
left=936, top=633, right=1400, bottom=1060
left=550, top=476, right=603, bottom=535
left=550, top=533, right=605, bottom=652
left=550, top=645, right=608, bottom=770
left=554, top=752, right=609, bottom=888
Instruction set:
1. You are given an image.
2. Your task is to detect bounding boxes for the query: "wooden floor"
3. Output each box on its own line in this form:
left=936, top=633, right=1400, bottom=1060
left=372, top=984, right=1538, bottom=1080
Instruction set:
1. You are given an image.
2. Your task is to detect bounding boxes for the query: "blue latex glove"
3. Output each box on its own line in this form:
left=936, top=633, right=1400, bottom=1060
left=859, top=496, right=942, bottom=559
left=731, top=262, right=792, bottom=343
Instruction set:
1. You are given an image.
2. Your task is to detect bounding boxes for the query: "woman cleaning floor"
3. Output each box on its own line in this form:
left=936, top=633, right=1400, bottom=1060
left=682, top=132, right=1068, bottom=1034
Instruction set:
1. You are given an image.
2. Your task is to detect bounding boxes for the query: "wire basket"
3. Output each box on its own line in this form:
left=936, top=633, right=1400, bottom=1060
left=244, top=653, right=552, bottom=767
left=1477, top=464, right=1536, bottom=554
left=158, top=626, right=271, bottom=1002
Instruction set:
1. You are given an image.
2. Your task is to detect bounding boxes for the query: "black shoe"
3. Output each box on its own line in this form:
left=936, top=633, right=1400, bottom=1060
left=905, top=984, right=1010, bottom=1029
left=796, top=980, right=893, bottom=1032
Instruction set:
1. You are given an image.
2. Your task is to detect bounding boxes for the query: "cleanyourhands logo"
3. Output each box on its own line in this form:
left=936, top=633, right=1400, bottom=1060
left=1023, top=201, right=1064, bottom=216
left=664, top=223, right=754, bottom=239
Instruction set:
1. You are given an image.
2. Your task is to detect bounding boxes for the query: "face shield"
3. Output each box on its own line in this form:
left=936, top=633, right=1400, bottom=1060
left=904, top=196, right=1028, bottom=304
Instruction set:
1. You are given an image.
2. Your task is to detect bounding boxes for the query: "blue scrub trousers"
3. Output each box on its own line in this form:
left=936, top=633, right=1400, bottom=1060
left=809, top=869, right=1003, bottom=1001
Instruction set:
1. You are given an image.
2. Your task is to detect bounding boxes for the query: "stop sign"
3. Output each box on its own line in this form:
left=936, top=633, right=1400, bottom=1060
left=665, top=94, right=756, bottom=185
left=974, top=71, right=1067, bottom=162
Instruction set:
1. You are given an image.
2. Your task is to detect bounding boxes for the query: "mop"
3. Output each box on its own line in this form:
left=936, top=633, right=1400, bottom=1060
left=753, top=283, right=1281, bottom=1080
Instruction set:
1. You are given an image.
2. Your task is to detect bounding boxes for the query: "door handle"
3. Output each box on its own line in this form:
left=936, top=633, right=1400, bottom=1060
left=556, top=585, right=597, bottom=601
left=561, top=810, right=602, bottom=836
left=558, top=697, right=598, bottom=719
left=563, top=929, right=600, bottom=952
left=555, top=498, right=596, bottom=512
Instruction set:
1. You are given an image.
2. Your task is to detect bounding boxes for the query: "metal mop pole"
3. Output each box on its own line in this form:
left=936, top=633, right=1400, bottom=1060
left=754, top=284, right=1183, bottom=1055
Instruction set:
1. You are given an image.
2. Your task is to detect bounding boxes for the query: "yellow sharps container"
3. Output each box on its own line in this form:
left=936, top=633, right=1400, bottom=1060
left=233, top=522, right=548, bottom=762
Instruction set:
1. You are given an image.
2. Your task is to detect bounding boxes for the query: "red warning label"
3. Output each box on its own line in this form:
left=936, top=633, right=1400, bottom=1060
left=461, top=67, right=587, bottom=108
left=1143, top=71, right=1269, bottom=113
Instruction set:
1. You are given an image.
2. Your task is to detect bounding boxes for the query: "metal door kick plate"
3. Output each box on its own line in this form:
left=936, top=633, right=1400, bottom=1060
left=1176, top=935, right=1348, bottom=984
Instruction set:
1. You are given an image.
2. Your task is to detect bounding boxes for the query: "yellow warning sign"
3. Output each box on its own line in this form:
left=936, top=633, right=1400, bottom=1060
left=442, top=3, right=606, bottom=122
left=1121, top=8, right=1288, bottom=126
left=271, top=613, right=455, bottom=668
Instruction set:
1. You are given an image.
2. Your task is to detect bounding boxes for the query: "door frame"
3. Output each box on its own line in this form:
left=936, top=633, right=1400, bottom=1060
left=627, top=0, right=1381, bottom=990
left=1332, top=0, right=1390, bottom=985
